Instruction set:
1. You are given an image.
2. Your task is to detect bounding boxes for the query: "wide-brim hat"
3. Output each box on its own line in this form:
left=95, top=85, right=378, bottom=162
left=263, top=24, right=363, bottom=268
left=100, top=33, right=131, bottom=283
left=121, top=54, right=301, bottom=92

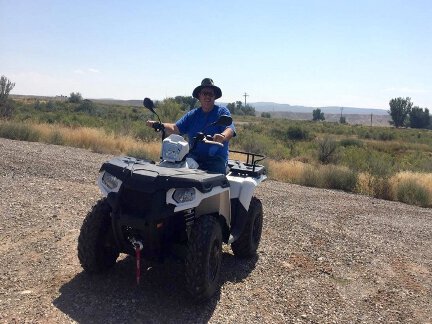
left=192, top=78, right=222, bottom=99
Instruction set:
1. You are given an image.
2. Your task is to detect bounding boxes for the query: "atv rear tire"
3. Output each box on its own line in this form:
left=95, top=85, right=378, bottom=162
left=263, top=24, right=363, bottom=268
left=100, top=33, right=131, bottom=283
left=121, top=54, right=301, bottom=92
left=78, top=198, right=119, bottom=273
left=231, top=197, right=263, bottom=258
left=185, top=214, right=222, bottom=301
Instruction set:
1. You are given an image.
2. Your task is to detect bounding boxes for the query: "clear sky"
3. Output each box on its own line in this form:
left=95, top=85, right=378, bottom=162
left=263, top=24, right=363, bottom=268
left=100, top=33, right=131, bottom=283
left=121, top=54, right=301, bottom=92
left=1, top=0, right=431, bottom=109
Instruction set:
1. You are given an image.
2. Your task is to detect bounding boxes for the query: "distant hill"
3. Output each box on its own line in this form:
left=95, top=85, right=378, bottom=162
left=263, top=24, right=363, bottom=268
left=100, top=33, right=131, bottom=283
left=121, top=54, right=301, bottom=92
left=265, top=111, right=391, bottom=126
left=251, top=102, right=388, bottom=116
left=92, top=98, right=143, bottom=106
left=11, top=95, right=390, bottom=125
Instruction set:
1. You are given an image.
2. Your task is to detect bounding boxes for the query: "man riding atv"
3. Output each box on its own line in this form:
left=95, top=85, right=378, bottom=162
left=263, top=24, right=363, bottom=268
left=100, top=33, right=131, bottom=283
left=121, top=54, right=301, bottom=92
left=146, top=78, right=236, bottom=174
left=78, top=79, right=266, bottom=302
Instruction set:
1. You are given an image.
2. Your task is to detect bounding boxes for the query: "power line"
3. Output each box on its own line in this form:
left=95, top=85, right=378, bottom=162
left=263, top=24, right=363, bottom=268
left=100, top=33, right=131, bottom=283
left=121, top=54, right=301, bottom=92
left=243, top=92, right=249, bottom=106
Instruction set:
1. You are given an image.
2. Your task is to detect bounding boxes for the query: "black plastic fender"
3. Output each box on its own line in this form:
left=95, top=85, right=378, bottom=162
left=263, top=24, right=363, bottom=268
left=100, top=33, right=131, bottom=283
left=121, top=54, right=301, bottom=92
left=229, top=198, right=248, bottom=243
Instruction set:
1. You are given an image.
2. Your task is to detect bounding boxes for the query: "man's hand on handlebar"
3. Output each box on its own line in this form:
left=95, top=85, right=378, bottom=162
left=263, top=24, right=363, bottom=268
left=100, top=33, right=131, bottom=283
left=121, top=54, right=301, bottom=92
left=146, top=120, right=164, bottom=131
left=202, top=134, right=224, bottom=147
left=213, top=133, right=226, bottom=144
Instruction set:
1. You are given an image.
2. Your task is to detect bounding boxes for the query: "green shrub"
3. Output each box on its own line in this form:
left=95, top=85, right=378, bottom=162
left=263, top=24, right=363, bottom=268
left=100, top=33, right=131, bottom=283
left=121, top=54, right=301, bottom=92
left=48, top=130, right=65, bottom=145
left=0, top=122, right=40, bottom=141
left=358, top=129, right=371, bottom=139
left=341, top=147, right=394, bottom=177
left=298, top=165, right=321, bottom=187
left=68, top=92, right=83, bottom=103
left=317, top=137, right=338, bottom=164
left=267, top=142, right=291, bottom=160
left=339, top=138, right=363, bottom=148
left=297, top=164, right=357, bottom=192
left=132, top=125, right=157, bottom=141
left=75, top=99, right=96, bottom=114
left=287, top=126, right=309, bottom=140
left=396, top=180, right=430, bottom=207
left=377, top=131, right=395, bottom=141
left=321, top=165, right=358, bottom=192
left=231, top=130, right=274, bottom=156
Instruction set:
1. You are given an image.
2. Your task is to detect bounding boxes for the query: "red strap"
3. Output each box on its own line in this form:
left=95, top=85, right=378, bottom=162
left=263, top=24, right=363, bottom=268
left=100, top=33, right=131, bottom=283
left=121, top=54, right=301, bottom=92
left=135, top=244, right=142, bottom=285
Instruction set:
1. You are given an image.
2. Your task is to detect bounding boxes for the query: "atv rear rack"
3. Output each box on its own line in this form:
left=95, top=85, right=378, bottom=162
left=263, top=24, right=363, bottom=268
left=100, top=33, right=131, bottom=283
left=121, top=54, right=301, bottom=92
left=228, top=150, right=266, bottom=178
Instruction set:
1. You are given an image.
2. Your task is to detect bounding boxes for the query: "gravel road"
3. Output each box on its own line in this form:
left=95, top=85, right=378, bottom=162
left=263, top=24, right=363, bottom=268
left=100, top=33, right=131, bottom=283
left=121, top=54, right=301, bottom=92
left=0, top=137, right=431, bottom=323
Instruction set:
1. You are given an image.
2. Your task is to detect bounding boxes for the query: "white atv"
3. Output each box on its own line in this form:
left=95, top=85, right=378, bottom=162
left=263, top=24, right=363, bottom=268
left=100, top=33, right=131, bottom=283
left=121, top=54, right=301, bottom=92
left=77, top=98, right=267, bottom=301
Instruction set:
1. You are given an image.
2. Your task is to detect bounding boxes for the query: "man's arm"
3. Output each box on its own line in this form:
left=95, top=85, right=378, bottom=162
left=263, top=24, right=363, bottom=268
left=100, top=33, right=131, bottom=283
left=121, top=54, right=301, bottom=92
left=146, top=121, right=180, bottom=135
left=213, top=127, right=234, bottom=143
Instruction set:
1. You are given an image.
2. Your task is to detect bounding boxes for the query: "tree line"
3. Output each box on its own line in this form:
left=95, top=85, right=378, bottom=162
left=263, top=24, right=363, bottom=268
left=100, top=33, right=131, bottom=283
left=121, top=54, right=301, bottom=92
left=311, top=98, right=430, bottom=129
left=388, top=97, right=430, bottom=129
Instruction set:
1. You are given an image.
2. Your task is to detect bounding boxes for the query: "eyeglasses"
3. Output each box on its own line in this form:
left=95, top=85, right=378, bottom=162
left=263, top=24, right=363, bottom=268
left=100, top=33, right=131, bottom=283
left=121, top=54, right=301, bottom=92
left=200, top=91, right=215, bottom=97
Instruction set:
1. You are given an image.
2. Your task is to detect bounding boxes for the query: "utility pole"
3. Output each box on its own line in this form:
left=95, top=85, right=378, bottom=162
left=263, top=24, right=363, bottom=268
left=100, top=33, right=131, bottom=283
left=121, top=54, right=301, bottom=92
left=371, top=113, right=373, bottom=127
left=243, top=92, right=249, bottom=107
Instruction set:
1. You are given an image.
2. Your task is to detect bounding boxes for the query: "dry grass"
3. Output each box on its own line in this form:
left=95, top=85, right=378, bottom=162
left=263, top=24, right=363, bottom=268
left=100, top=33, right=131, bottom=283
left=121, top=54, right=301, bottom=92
left=389, top=171, right=432, bottom=206
left=389, top=171, right=432, bottom=192
left=267, top=160, right=357, bottom=191
left=355, top=172, right=392, bottom=200
left=31, top=123, right=160, bottom=160
left=268, top=160, right=306, bottom=183
left=356, top=172, right=375, bottom=196
left=356, top=171, right=432, bottom=206
left=228, top=151, right=247, bottom=161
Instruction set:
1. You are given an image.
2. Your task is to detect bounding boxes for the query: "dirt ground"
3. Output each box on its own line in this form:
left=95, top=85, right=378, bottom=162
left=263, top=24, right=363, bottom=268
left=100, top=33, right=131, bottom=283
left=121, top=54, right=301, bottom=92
left=0, top=138, right=431, bottom=323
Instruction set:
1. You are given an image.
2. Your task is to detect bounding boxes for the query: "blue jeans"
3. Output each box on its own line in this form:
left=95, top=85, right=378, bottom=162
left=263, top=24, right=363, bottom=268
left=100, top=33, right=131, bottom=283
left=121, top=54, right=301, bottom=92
left=190, top=154, right=227, bottom=174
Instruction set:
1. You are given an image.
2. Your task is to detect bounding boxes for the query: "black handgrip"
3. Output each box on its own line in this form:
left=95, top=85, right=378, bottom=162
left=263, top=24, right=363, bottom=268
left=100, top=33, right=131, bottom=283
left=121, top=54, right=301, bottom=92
left=152, top=122, right=164, bottom=132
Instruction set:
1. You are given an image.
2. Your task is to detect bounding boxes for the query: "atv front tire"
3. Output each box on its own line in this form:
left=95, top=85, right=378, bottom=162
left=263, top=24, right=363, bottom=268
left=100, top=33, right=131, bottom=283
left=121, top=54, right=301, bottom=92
left=78, top=198, right=119, bottom=273
left=231, top=197, right=263, bottom=258
left=185, top=214, right=222, bottom=301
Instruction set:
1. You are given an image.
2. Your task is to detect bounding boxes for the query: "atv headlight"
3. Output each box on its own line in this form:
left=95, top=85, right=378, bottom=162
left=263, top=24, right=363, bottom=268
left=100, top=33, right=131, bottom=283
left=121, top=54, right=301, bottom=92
left=102, top=172, right=120, bottom=190
left=172, top=188, right=196, bottom=203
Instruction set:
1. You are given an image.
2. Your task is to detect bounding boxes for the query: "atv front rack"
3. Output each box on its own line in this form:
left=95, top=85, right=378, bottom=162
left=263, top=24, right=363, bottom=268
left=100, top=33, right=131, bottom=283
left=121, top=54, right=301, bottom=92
left=228, top=150, right=266, bottom=178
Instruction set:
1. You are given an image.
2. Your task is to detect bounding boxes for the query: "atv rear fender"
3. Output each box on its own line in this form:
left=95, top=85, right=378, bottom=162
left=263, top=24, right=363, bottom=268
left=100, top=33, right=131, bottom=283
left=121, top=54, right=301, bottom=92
left=226, top=174, right=266, bottom=211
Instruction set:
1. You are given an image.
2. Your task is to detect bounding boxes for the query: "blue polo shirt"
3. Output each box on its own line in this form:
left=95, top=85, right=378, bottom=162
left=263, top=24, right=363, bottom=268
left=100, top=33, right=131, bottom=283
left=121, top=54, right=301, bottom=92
left=175, top=105, right=236, bottom=161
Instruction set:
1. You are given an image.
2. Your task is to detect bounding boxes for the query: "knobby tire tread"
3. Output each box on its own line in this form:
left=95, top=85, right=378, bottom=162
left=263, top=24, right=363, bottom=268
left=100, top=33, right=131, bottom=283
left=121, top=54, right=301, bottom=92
left=77, top=198, right=119, bottom=273
left=231, top=196, right=263, bottom=258
left=185, top=214, right=222, bottom=302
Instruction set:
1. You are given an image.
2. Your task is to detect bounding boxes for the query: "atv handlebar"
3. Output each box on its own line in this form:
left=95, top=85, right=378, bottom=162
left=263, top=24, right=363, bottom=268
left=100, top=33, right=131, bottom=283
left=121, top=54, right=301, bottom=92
left=192, top=132, right=224, bottom=150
